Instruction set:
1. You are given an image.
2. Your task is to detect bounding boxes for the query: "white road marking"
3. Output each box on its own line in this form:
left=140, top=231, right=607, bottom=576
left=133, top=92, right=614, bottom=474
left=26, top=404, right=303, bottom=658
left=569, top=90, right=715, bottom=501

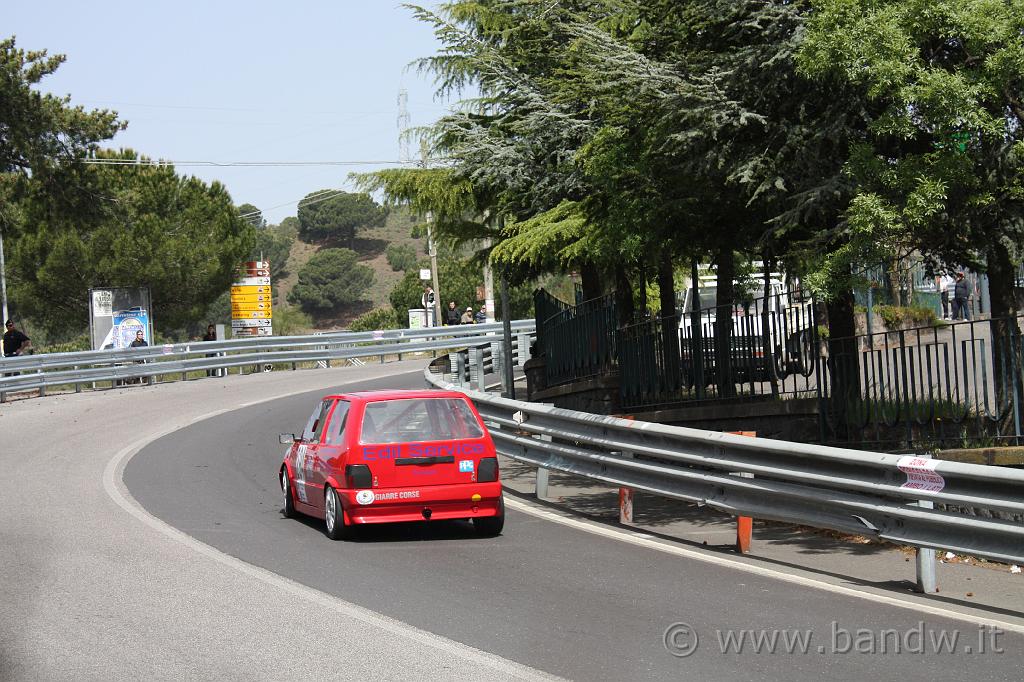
left=102, top=378, right=561, bottom=682
left=503, top=497, right=1024, bottom=635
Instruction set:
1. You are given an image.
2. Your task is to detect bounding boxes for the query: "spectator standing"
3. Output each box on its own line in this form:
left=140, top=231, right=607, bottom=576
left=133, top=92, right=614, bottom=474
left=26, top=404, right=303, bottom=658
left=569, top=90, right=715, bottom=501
left=460, top=306, right=474, bottom=324
left=3, top=320, right=31, bottom=357
left=421, top=286, right=436, bottom=326
left=444, top=301, right=461, bottom=326
left=938, top=273, right=955, bottom=320
left=474, top=305, right=487, bottom=324
left=202, top=323, right=218, bottom=377
left=129, top=329, right=149, bottom=385
left=952, top=272, right=972, bottom=321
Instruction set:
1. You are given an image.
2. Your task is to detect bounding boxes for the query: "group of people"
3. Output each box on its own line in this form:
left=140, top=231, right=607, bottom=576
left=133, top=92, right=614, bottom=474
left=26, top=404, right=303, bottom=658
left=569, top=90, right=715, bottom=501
left=937, top=271, right=973, bottom=321
left=445, top=300, right=487, bottom=325
left=421, top=286, right=488, bottom=325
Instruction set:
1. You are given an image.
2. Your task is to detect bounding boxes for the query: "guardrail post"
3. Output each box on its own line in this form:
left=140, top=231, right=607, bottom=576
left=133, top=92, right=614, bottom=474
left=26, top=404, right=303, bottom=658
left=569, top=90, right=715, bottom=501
left=448, top=351, right=462, bottom=386
left=470, top=347, right=486, bottom=391
left=492, top=340, right=508, bottom=395
left=517, top=332, right=531, bottom=366
left=619, top=451, right=634, bottom=524
left=915, top=500, right=938, bottom=594
left=729, top=431, right=757, bottom=553
left=74, top=366, right=81, bottom=393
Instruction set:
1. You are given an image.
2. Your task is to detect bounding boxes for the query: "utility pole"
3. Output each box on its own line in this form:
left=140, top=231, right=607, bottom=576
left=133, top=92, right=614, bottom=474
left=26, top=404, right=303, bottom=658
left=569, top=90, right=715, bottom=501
left=426, top=211, right=442, bottom=326
left=0, top=227, right=8, bottom=324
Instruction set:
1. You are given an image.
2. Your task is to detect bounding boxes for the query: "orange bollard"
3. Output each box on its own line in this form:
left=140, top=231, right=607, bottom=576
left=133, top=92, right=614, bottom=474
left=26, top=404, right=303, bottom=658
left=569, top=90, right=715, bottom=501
left=729, top=431, right=756, bottom=554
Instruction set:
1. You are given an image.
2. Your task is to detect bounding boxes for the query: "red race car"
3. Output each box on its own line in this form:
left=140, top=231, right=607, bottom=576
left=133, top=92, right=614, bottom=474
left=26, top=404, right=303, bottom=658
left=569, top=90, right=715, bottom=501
left=279, top=389, right=504, bottom=540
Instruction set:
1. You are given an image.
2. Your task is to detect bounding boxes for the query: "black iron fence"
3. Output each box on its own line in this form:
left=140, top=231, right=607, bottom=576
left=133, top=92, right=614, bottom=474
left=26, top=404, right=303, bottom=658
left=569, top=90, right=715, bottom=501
left=619, top=289, right=821, bottom=410
left=822, top=316, right=1024, bottom=450
left=534, top=291, right=618, bottom=386
left=535, top=287, right=1024, bottom=451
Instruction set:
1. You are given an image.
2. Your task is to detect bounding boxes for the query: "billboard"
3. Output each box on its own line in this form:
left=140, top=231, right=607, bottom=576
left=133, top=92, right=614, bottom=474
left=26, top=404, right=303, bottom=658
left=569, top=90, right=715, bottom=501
left=89, top=287, right=152, bottom=350
left=112, top=308, right=151, bottom=349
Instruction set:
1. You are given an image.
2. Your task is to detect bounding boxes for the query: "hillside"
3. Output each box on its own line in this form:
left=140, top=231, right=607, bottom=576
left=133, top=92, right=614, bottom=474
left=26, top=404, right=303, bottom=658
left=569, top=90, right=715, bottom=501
left=275, top=207, right=428, bottom=330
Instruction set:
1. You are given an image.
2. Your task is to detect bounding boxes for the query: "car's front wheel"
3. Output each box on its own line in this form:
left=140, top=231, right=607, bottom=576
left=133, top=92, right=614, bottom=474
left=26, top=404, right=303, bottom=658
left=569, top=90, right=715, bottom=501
left=472, top=496, right=505, bottom=537
left=324, top=486, right=354, bottom=541
left=281, top=469, right=295, bottom=518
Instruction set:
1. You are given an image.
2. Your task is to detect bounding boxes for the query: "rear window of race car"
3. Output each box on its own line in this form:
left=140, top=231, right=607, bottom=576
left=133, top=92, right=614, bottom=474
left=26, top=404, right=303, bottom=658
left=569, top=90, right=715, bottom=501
left=360, top=398, right=484, bottom=444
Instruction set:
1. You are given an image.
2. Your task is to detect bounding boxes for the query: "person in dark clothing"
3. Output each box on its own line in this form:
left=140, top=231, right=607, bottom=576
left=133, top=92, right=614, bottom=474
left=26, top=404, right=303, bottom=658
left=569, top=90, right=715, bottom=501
left=3, top=320, right=31, bottom=357
left=128, top=329, right=148, bottom=384
left=952, top=272, right=972, bottom=321
left=444, top=301, right=461, bottom=326
left=202, top=324, right=218, bottom=377
left=474, top=305, right=487, bottom=324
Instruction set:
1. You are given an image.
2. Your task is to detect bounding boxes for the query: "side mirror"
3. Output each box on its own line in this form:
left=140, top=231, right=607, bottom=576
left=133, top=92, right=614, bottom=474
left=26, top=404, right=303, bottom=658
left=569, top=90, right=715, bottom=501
left=279, top=433, right=297, bottom=444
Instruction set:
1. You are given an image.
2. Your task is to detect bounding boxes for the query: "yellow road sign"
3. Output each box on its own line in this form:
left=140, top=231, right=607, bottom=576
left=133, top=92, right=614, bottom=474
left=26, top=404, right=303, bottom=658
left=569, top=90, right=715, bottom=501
left=231, top=285, right=272, bottom=295
left=232, top=309, right=273, bottom=319
left=232, top=305, right=272, bottom=314
left=230, top=293, right=273, bottom=304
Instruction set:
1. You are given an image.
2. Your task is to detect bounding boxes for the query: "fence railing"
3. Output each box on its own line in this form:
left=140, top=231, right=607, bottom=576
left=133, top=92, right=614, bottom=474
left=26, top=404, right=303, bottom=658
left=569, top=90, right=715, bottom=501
left=425, top=364, right=1024, bottom=571
left=821, top=316, right=1024, bottom=450
left=618, top=289, right=821, bottom=411
left=534, top=292, right=617, bottom=387
left=0, top=321, right=535, bottom=401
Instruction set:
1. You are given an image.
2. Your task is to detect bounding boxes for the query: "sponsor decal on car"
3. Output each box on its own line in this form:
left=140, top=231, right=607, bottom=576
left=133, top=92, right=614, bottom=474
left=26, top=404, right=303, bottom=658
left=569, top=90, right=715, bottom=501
left=459, top=459, right=475, bottom=473
left=374, top=490, right=421, bottom=501
left=355, top=490, right=375, bottom=505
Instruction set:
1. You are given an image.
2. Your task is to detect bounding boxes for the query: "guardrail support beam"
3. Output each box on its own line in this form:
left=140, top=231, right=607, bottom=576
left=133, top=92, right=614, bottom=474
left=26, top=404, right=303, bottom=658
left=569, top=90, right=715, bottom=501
left=915, top=499, right=938, bottom=594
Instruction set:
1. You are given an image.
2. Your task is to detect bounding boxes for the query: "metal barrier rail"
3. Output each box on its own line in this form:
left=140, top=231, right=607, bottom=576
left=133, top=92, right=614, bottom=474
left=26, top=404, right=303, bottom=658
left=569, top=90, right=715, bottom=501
left=425, top=364, right=1024, bottom=567
left=0, top=322, right=534, bottom=399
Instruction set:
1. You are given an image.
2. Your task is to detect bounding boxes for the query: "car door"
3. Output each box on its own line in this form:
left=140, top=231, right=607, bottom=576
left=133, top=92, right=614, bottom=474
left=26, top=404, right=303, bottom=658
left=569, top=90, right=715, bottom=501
left=294, top=399, right=333, bottom=507
left=314, top=400, right=350, bottom=499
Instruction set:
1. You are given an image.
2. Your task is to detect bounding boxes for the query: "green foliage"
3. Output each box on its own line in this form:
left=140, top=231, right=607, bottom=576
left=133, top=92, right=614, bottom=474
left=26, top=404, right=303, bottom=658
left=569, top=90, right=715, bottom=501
left=296, top=190, right=386, bottom=245
left=0, top=36, right=123, bottom=175
left=236, top=203, right=266, bottom=228
left=269, top=305, right=313, bottom=337
left=873, top=305, right=940, bottom=330
left=253, top=223, right=294, bottom=280
left=288, top=248, right=375, bottom=313
left=35, top=333, right=90, bottom=354
left=799, top=1, right=1024, bottom=311
left=10, top=148, right=255, bottom=336
left=349, top=307, right=402, bottom=332
left=385, top=243, right=419, bottom=272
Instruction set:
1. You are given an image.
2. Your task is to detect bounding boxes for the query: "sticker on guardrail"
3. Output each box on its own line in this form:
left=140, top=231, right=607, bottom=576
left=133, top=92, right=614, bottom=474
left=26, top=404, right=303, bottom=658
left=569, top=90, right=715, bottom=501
left=896, top=456, right=945, bottom=492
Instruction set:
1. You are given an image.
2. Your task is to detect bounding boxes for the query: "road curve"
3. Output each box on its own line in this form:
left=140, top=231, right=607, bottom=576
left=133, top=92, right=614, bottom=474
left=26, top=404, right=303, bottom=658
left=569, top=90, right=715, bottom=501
left=122, top=370, right=1023, bottom=680
left=0, top=361, right=549, bottom=681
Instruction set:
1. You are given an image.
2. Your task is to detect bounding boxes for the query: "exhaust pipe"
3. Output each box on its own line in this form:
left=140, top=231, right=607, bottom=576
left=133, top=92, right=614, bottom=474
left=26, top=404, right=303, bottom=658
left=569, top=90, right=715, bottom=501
left=421, top=508, right=432, bottom=520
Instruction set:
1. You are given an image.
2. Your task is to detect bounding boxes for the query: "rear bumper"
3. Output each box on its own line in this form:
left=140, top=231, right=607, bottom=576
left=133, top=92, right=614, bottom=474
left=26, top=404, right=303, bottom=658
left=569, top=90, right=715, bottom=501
left=342, top=481, right=503, bottom=524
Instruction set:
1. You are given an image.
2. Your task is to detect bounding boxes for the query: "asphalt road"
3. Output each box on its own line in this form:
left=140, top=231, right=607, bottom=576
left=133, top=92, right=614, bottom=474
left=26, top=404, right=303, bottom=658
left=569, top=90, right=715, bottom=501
left=0, top=361, right=547, bottom=681
left=123, top=369, right=1024, bottom=680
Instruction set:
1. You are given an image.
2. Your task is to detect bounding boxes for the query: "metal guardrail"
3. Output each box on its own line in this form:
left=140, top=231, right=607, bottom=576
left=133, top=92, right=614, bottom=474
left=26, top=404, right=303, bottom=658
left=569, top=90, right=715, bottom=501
left=0, top=322, right=535, bottom=400
left=425, top=364, right=1024, bottom=569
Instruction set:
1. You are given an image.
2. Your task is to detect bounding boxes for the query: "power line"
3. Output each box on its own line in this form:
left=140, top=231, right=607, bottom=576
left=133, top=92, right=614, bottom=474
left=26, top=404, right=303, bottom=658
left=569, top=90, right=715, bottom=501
left=81, top=159, right=426, bottom=168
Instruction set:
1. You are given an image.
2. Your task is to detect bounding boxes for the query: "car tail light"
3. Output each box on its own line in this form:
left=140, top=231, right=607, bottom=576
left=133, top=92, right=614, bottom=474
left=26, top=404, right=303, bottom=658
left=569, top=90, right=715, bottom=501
left=478, top=457, right=499, bottom=482
left=345, top=464, right=372, bottom=488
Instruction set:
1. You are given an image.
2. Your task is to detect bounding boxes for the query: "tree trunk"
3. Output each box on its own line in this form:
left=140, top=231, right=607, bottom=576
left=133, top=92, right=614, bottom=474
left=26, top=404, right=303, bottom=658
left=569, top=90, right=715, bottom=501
left=985, top=241, right=1021, bottom=427
left=580, top=261, right=602, bottom=302
left=762, top=256, right=779, bottom=398
left=826, top=289, right=860, bottom=443
left=615, top=263, right=634, bottom=328
left=713, top=246, right=735, bottom=398
left=658, top=250, right=680, bottom=393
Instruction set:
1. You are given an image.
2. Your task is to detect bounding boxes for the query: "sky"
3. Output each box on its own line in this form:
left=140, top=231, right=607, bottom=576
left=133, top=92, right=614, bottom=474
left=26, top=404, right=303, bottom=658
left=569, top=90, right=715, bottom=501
left=6, top=1, right=456, bottom=223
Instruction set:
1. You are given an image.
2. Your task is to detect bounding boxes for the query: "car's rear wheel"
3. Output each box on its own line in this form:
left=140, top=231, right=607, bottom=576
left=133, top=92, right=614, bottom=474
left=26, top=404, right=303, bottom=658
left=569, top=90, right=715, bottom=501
left=281, top=469, right=295, bottom=518
left=324, top=486, right=353, bottom=541
left=472, top=496, right=505, bottom=537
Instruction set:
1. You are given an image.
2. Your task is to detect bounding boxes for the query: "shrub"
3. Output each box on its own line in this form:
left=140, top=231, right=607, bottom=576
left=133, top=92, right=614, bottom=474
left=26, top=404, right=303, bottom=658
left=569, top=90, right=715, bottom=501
left=385, top=244, right=419, bottom=272
left=349, top=307, right=402, bottom=332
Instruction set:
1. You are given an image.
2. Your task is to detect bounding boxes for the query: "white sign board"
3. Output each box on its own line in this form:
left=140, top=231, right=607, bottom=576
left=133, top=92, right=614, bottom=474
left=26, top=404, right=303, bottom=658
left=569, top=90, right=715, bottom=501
left=419, top=268, right=431, bottom=281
